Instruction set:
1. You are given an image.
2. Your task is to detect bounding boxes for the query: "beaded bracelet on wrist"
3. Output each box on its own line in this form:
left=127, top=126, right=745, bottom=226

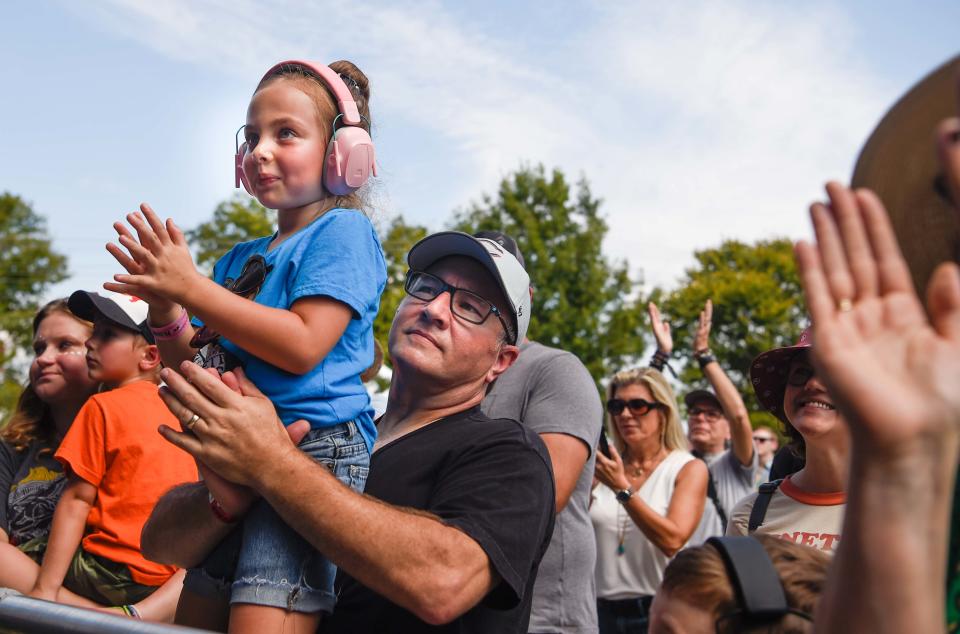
left=697, top=353, right=717, bottom=369
left=649, top=350, right=677, bottom=377
left=149, top=309, right=189, bottom=341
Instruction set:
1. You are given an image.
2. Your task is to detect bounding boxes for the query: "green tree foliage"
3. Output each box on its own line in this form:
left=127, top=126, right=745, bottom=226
left=452, top=165, right=643, bottom=387
left=373, top=215, right=428, bottom=361
left=186, top=195, right=275, bottom=273
left=659, top=238, right=805, bottom=429
left=0, top=193, right=70, bottom=418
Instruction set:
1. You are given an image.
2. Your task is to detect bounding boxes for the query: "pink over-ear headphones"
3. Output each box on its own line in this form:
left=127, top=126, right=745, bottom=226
left=234, top=59, right=377, bottom=197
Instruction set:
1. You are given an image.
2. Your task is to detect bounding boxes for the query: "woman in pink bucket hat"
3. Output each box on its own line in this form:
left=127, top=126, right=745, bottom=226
left=724, top=308, right=849, bottom=556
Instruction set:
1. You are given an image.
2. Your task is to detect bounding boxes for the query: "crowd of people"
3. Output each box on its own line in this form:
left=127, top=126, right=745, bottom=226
left=1, top=54, right=959, bottom=634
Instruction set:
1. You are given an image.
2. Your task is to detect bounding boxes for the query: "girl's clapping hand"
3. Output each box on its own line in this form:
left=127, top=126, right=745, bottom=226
left=105, top=203, right=200, bottom=309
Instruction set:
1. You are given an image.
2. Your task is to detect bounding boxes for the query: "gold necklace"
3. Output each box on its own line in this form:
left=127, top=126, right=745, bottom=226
left=616, top=503, right=630, bottom=556
left=616, top=448, right=668, bottom=556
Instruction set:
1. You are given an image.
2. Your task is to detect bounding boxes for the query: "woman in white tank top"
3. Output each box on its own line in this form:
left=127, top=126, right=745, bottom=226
left=591, top=367, right=708, bottom=634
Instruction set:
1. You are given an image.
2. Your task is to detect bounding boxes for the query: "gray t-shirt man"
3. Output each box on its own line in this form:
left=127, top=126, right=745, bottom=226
left=688, top=448, right=758, bottom=545
left=482, top=341, right=603, bottom=634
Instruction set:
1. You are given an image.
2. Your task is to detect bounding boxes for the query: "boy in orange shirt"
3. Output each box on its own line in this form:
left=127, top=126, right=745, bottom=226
left=28, top=291, right=197, bottom=607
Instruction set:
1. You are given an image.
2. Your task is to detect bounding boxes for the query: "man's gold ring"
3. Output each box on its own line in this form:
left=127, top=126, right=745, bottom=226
left=185, top=413, right=201, bottom=429
left=838, top=298, right=853, bottom=313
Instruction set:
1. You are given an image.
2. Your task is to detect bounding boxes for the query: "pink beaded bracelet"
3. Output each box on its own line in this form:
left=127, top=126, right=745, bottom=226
left=149, top=309, right=189, bottom=341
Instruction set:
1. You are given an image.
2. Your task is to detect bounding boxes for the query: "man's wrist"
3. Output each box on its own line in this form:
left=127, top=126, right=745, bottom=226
left=695, top=349, right=716, bottom=369
left=257, top=440, right=329, bottom=500
left=650, top=349, right=670, bottom=371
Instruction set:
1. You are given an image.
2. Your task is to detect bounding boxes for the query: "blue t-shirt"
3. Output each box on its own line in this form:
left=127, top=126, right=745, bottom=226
left=192, top=208, right=386, bottom=452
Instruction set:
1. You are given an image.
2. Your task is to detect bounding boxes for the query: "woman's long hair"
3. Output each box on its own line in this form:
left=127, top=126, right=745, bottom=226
left=0, top=300, right=91, bottom=453
left=605, top=367, right=687, bottom=454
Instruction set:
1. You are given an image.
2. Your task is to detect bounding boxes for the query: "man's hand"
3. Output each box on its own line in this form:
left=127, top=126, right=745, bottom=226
left=647, top=302, right=673, bottom=355
left=693, top=299, right=712, bottom=354
left=157, top=363, right=308, bottom=487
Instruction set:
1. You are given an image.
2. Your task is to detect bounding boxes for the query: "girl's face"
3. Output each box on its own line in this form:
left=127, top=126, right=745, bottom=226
left=29, top=312, right=97, bottom=407
left=782, top=351, right=842, bottom=439
left=242, top=78, right=328, bottom=213
left=610, top=382, right=663, bottom=447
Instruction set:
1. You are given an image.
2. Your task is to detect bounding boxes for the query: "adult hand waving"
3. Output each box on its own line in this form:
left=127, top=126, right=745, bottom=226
left=647, top=302, right=673, bottom=355
left=795, top=181, right=960, bottom=453
left=797, top=181, right=960, bottom=634
left=693, top=299, right=712, bottom=354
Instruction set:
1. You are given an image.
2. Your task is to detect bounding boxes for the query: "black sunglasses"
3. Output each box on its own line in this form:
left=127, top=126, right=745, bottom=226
left=404, top=270, right=515, bottom=343
left=786, top=363, right=815, bottom=387
left=606, top=398, right=664, bottom=416
left=191, top=254, right=272, bottom=348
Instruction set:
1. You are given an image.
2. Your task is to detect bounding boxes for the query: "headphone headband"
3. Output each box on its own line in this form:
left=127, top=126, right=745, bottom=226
left=235, top=59, right=376, bottom=196
left=259, top=60, right=362, bottom=126
left=706, top=536, right=789, bottom=622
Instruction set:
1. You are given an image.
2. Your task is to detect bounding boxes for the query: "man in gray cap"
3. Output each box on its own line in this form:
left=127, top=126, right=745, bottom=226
left=476, top=230, right=603, bottom=634
left=141, top=232, right=555, bottom=634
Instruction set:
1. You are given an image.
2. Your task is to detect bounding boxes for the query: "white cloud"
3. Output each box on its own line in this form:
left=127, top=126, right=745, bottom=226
left=75, top=0, right=897, bottom=290
left=566, top=2, right=894, bottom=288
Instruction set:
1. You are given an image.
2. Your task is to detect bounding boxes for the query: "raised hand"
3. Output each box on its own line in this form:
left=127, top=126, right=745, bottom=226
left=795, top=181, right=960, bottom=453
left=105, top=203, right=200, bottom=310
left=647, top=302, right=673, bottom=355
left=693, top=299, right=712, bottom=353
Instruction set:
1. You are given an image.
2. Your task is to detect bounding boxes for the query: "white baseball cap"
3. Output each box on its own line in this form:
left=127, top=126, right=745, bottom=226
left=407, top=231, right=531, bottom=344
left=68, top=290, right=154, bottom=343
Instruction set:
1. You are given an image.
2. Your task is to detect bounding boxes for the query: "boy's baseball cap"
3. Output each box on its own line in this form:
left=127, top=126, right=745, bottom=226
left=68, top=291, right=155, bottom=344
left=407, top=231, right=531, bottom=344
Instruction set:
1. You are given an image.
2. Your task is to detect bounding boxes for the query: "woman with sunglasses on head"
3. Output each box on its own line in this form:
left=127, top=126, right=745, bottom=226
left=724, top=324, right=848, bottom=555
left=591, top=368, right=708, bottom=634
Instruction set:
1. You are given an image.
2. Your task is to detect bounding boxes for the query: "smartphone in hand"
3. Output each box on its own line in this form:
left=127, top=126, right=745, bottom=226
left=598, top=432, right=612, bottom=458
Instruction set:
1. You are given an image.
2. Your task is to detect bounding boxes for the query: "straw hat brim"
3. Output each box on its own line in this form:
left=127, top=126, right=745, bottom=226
left=851, top=55, right=960, bottom=297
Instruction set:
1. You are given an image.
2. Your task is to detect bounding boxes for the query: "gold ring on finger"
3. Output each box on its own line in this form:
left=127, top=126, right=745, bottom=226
left=184, top=413, right=201, bottom=429
left=837, top=298, right=853, bottom=313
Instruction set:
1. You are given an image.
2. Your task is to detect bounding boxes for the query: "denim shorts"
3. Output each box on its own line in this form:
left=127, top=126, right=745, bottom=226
left=184, top=421, right=369, bottom=613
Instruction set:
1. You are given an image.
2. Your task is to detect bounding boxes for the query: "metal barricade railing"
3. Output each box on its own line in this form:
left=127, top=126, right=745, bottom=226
left=0, top=588, right=213, bottom=634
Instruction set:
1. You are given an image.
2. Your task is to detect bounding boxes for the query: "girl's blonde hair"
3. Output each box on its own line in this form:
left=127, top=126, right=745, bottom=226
left=255, top=60, right=373, bottom=213
left=605, top=367, right=686, bottom=453
left=0, top=300, right=93, bottom=453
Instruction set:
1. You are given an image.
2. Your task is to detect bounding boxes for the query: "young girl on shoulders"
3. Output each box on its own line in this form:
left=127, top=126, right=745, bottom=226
left=107, top=60, right=387, bottom=632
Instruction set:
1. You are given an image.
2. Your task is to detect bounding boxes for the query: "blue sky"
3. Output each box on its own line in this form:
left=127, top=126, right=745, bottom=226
left=2, top=1, right=958, bottom=302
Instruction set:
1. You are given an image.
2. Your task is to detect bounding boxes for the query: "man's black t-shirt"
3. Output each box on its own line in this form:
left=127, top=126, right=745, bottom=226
left=321, top=406, right=556, bottom=633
